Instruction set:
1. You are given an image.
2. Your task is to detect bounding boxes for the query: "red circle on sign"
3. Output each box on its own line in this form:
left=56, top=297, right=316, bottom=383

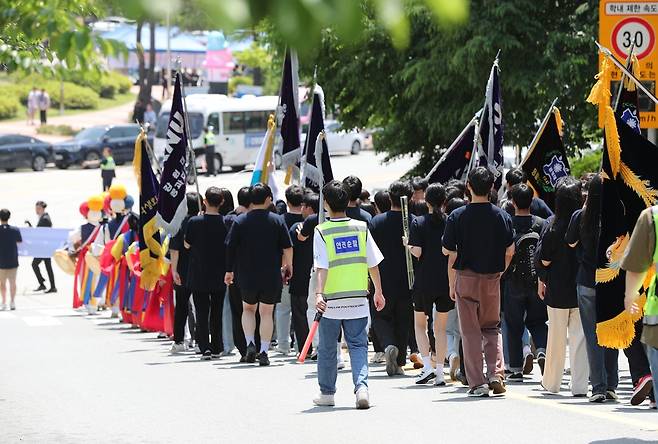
left=612, top=17, right=655, bottom=59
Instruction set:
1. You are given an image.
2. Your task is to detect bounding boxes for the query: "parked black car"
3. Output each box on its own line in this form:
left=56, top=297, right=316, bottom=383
left=0, top=134, right=53, bottom=172
left=54, top=124, right=143, bottom=169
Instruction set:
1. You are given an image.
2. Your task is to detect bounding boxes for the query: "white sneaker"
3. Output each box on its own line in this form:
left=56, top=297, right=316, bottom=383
left=9, top=302, right=15, bottom=311
left=0, top=303, right=6, bottom=311
left=337, top=357, right=346, bottom=370
left=370, top=352, right=385, bottom=364
left=194, top=345, right=201, bottom=354
left=276, top=347, right=291, bottom=356
left=415, top=368, right=436, bottom=385
left=434, top=370, right=446, bottom=386
left=170, top=343, right=186, bottom=354
left=313, top=393, right=335, bottom=407
left=86, top=304, right=97, bottom=315
left=157, top=332, right=168, bottom=339
left=355, top=387, right=370, bottom=409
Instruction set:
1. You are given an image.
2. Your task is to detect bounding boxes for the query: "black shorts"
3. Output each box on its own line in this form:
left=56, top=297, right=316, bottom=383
left=413, top=290, right=454, bottom=315
left=241, top=288, right=280, bottom=305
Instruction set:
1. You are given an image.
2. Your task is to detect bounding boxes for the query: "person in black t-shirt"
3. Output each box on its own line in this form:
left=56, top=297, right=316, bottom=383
left=502, top=168, right=553, bottom=219
left=289, top=192, right=318, bottom=357
left=373, top=190, right=391, bottom=215
left=370, top=180, right=414, bottom=376
left=170, top=193, right=200, bottom=353
left=185, top=187, right=228, bottom=361
left=29, top=201, right=56, bottom=293
left=538, top=177, right=588, bottom=396
left=406, top=183, right=452, bottom=385
left=565, top=174, right=619, bottom=402
left=0, top=209, right=22, bottom=311
left=503, top=184, right=547, bottom=381
left=442, top=167, right=514, bottom=397
left=276, top=185, right=306, bottom=355
left=410, top=176, right=429, bottom=216
left=225, top=183, right=293, bottom=366
left=343, top=176, right=373, bottom=224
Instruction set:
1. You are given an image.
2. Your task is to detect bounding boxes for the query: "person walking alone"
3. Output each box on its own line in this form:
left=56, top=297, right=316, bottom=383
left=0, top=209, right=22, bottom=311
left=203, top=126, right=216, bottom=177
left=100, top=147, right=116, bottom=191
left=29, top=201, right=56, bottom=293
left=38, top=88, right=50, bottom=125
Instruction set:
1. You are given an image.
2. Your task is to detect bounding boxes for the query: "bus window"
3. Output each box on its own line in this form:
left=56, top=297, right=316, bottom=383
left=223, top=112, right=245, bottom=134
left=208, top=113, right=220, bottom=134
left=156, top=112, right=204, bottom=139
left=244, top=110, right=269, bottom=133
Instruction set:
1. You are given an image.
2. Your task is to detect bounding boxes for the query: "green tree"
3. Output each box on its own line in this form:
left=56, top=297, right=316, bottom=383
left=309, top=1, right=599, bottom=174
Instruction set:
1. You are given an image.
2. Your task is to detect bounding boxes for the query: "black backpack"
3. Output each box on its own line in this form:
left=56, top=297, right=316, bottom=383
left=510, top=216, right=544, bottom=287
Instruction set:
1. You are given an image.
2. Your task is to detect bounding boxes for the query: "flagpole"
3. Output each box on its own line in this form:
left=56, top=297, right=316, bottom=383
left=300, top=66, right=318, bottom=185
left=316, top=131, right=326, bottom=223
left=596, top=41, right=658, bottom=105
left=424, top=110, right=481, bottom=182
left=613, top=44, right=636, bottom=110
left=520, top=97, right=559, bottom=167
left=175, top=59, right=202, bottom=212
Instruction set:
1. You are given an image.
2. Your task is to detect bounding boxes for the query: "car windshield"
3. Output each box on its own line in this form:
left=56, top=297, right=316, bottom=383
left=74, top=127, right=107, bottom=141
left=155, top=112, right=204, bottom=139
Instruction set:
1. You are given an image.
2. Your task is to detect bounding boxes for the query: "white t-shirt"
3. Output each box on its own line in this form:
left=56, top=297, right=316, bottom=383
left=313, top=218, right=383, bottom=320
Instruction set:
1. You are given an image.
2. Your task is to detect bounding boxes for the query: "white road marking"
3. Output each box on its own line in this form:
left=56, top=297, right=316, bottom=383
left=22, top=316, right=62, bottom=327
left=39, top=309, right=83, bottom=317
left=0, top=312, right=18, bottom=319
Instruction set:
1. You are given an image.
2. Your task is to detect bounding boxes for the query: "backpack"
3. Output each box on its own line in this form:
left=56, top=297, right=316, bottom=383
left=510, top=216, right=544, bottom=287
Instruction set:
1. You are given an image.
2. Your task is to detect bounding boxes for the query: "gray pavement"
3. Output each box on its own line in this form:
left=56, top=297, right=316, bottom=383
left=1, top=152, right=658, bottom=443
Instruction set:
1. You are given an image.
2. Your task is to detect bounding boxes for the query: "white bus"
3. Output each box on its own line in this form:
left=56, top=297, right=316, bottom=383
left=154, top=94, right=279, bottom=172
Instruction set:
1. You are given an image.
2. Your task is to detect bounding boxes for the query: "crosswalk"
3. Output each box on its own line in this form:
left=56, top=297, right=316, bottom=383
left=0, top=306, right=86, bottom=327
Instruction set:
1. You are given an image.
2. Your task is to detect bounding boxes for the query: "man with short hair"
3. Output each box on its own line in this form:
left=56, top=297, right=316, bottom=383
left=503, top=168, right=553, bottom=219
left=370, top=180, right=415, bottom=376
left=342, top=175, right=373, bottom=224
left=225, top=183, right=293, bottom=366
left=0, top=209, right=22, bottom=311
left=275, top=184, right=306, bottom=354
left=503, top=184, right=547, bottom=381
left=30, top=200, right=56, bottom=293
left=289, top=192, right=319, bottom=356
left=185, top=187, right=229, bottom=360
left=313, top=180, right=385, bottom=409
left=443, top=167, right=515, bottom=397
left=410, top=176, right=429, bottom=216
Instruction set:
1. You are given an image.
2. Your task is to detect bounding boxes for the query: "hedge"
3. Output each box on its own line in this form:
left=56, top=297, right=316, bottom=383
left=8, top=76, right=99, bottom=110
left=229, top=75, right=254, bottom=94
left=0, top=95, right=19, bottom=119
left=569, top=150, right=602, bottom=178
left=61, top=70, right=132, bottom=99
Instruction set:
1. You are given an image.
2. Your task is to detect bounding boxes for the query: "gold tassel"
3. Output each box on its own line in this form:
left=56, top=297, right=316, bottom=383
left=553, top=107, right=563, bottom=137
left=595, top=267, right=619, bottom=283
left=604, top=106, right=621, bottom=177
left=595, top=234, right=629, bottom=284
left=624, top=54, right=641, bottom=91
left=132, top=130, right=145, bottom=193
left=586, top=58, right=613, bottom=107
left=597, top=311, right=635, bottom=349
left=619, top=161, right=658, bottom=207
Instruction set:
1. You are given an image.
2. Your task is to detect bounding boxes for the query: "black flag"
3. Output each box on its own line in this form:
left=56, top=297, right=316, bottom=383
left=426, top=117, right=476, bottom=184
left=474, top=59, right=504, bottom=189
left=302, top=87, right=333, bottom=190
left=520, top=106, right=570, bottom=210
left=278, top=49, right=301, bottom=179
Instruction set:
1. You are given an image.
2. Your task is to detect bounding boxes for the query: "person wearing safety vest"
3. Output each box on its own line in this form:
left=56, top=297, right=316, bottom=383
left=100, top=147, right=116, bottom=191
left=203, top=126, right=216, bottom=177
left=312, top=180, right=385, bottom=410
left=623, top=205, right=658, bottom=410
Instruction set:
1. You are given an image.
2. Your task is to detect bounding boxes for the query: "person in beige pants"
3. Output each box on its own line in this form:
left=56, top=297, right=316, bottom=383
left=537, top=178, right=589, bottom=396
left=541, top=306, right=588, bottom=395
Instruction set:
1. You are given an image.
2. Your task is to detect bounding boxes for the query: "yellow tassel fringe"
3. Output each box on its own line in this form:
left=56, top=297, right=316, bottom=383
left=596, top=311, right=635, bottom=349
left=619, top=161, right=658, bottom=207
left=554, top=107, right=563, bottom=137
left=624, top=55, right=640, bottom=91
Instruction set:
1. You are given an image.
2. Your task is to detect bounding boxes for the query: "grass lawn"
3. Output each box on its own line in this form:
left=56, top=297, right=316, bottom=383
left=4, top=92, right=135, bottom=122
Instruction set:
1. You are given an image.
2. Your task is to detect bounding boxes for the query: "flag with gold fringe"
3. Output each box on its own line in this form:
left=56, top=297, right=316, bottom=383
left=587, top=54, right=658, bottom=348
left=133, top=130, right=166, bottom=291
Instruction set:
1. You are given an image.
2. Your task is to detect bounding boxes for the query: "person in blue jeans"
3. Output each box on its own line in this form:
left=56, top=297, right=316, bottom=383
left=566, top=174, right=619, bottom=403
left=312, top=180, right=385, bottom=409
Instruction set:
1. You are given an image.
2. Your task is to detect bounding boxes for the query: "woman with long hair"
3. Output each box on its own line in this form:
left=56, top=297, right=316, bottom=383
left=566, top=174, right=619, bottom=402
left=539, top=177, right=589, bottom=396
left=406, top=183, right=454, bottom=385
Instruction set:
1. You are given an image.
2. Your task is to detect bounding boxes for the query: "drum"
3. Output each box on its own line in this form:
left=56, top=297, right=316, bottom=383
left=53, top=249, right=76, bottom=275
left=85, top=251, right=101, bottom=275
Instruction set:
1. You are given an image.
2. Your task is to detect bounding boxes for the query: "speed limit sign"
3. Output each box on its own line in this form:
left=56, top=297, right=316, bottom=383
left=612, top=17, right=655, bottom=59
left=600, top=1, right=658, bottom=128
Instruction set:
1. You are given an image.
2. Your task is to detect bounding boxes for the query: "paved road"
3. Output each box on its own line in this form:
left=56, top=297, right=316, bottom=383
left=1, top=151, right=658, bottom=443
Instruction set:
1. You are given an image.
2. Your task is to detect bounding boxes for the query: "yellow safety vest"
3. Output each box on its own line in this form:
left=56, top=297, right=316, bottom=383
left=316, top=219, right=369, bottom=301
left=204, top=131, right=215, bottom=146
left=643, top=206, right=658, bottom=325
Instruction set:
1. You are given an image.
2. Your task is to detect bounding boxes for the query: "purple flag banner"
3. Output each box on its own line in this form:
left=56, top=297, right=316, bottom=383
left=156, top=74, right=188, bottom=236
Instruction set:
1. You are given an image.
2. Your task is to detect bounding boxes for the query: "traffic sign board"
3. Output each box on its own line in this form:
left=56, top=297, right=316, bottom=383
left=600, top=1, right=658, bottom=128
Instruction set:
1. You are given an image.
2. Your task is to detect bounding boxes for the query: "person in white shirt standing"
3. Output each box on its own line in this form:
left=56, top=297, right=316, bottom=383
left=27, top=87, right=38, bottom=125
left=38, top=89, right=50, bottom=125
left=312, top=180, right=385, bottom=409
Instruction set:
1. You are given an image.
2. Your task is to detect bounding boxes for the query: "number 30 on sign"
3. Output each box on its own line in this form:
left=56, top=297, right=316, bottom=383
left=612, top=17, right=655, bottom=58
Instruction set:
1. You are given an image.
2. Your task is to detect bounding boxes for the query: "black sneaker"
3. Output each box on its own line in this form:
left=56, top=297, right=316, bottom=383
left=523, top=353, right=534, bottom=375
left=537, top=352, right=546, bottom=375
left=508, top=372, right=523, bottom=382
left=239, top=355, right=247, bottom=363
left=34, top=284, right=46, bottom=292
left=258, top=351, right=270, bottom=366
left=589, top=393, right=606, bottom=403
left=201, top=350, right=212, bottom=361
left=246, top=343, right=257, bottom=363
left=45, top=288, right=57, bottom=293
left=605, top=390, right=619, bottom=401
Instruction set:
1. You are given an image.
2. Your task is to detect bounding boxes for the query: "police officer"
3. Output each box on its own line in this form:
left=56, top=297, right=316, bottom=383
left=204, top=126, right=216, bottom=177
left=312, top=180, right=385, bottom=410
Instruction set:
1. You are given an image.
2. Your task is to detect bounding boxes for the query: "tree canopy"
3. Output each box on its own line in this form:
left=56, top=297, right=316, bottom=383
left=308, top=1, right=599, bottom=174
